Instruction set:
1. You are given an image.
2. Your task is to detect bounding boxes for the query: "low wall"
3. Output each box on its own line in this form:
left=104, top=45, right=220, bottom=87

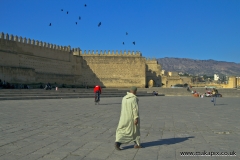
left=136, top=87, right=240, bottom=97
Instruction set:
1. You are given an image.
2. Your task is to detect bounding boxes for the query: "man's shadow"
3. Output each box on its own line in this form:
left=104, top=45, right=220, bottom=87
left=215, top=104, right=227, bottom=105
left=98, top=103, right=121, bottom=105
left=122, top=136, right=194, bottom=149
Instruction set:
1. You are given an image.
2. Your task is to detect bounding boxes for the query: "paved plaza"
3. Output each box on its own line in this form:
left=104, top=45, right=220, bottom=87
left=0, top=96, right=240, bottom=160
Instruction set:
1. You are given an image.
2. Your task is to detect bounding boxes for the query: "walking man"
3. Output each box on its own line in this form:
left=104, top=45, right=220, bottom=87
left=94, top=85, right=102, bottom=104
left=115, top=86, right=142, bottom=150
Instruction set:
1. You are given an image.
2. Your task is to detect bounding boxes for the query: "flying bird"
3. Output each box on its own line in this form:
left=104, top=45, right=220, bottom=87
left=79, top=16, right=81, bottom=20
left=123, top=42, right=125, bottom=45
left=84, top=4, right=87, bottom=7
left=98, top=22, right=101, bottom=27
left=61, top=9, right=63, bottom=11
left=133, top=41, right=135, bottom=45
left=76, top=22, right=77, bottom=25
left=49, top=23, right=51, bottom=26
left=67, top=11, right=68, bottom=14
left=126, top=32, right=128, bottom=35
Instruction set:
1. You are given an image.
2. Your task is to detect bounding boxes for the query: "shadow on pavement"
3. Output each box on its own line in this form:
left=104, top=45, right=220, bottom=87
left=122, top=136, right=194, bottom=150
left=98, top=103, right=121, bottom=105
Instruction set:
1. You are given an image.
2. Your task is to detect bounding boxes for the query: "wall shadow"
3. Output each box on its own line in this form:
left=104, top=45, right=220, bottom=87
left=122, top=136, right=194, bottom=150
left=98, top=103, right=121, bottom=105
left=80, top=57, right=105, bottom=88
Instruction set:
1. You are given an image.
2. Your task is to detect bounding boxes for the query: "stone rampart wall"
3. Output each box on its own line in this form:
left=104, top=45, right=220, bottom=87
left=79, top=56, right=146, bottom=87
left=145, top=59, right=162, bottom=87
left=1, top=32, right=156, bottom=87
left=0, top=66, right=35, bottom=83
left=0, top=32, right=83, bottom=84
left=0, top=65, right=80, bottom=84
left=0, top=33, right=71, bottom=61
left=161, top=76, right=183, bottom=88
left=0, top=33, right=76, bottom=75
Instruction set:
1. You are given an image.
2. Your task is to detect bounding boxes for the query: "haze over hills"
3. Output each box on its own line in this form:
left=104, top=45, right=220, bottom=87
left=157, top=57, right=240, bottom=76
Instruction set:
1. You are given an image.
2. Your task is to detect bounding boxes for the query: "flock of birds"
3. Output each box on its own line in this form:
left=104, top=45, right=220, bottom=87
left=49, top=4, right=136, bottom=46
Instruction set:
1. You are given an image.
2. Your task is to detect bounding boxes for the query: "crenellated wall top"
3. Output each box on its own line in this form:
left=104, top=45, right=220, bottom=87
left=72, top=49, right=142, bottom=57
left=145, top=57, right=157, bottom=61
left=145, top=58, right=159, bottom=64
left=1, top=32, right=143, bottom=57
left=0, top=32, right=71, bottom=52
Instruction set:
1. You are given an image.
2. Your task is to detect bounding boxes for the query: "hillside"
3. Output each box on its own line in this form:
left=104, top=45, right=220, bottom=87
left=157, top=57, right=240, bottom=76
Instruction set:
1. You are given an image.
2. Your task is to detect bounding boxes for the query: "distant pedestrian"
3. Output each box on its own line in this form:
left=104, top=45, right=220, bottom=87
left=94, top=85, right=102, bottom=104
left=152, top=91, right=158, bottom=96
left=115, top=86, right=142, bottom=150
left=211, top=88, right=219, bottom=105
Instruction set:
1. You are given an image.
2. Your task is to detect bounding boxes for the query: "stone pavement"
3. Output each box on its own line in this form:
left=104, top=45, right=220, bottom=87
left=0, top=96, right=239, bottom=160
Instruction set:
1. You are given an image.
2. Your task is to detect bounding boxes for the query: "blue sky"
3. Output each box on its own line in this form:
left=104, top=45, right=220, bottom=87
left=1, top=0, right=239, bottom=63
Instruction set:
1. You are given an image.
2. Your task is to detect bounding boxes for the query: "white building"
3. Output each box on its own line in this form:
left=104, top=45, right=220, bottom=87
left=214, top=74, right=220, bottom=81
left=178, top=72, right=184, bottom=75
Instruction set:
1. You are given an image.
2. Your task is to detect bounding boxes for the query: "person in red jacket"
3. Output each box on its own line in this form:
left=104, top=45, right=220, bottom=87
left=94, top=85, right=102, bottom=103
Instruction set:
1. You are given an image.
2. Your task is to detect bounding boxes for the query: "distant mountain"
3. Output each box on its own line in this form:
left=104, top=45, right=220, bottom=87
left=157, top=57, right=240, bottom=76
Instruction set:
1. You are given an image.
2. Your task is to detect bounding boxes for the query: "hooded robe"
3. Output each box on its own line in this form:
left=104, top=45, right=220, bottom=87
left=116, top=92, right=140, bottom=145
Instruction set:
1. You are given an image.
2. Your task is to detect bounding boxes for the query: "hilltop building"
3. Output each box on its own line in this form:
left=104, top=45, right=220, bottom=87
left=214, top=74, right=220, bottom=81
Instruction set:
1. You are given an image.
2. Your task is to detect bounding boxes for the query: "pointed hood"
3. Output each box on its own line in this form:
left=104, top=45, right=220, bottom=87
left=125, top=92, right=137, bottom=99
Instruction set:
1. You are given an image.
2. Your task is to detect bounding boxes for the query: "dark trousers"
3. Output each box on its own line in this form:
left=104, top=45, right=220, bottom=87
left=95, top=91, right=100, bottom=102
